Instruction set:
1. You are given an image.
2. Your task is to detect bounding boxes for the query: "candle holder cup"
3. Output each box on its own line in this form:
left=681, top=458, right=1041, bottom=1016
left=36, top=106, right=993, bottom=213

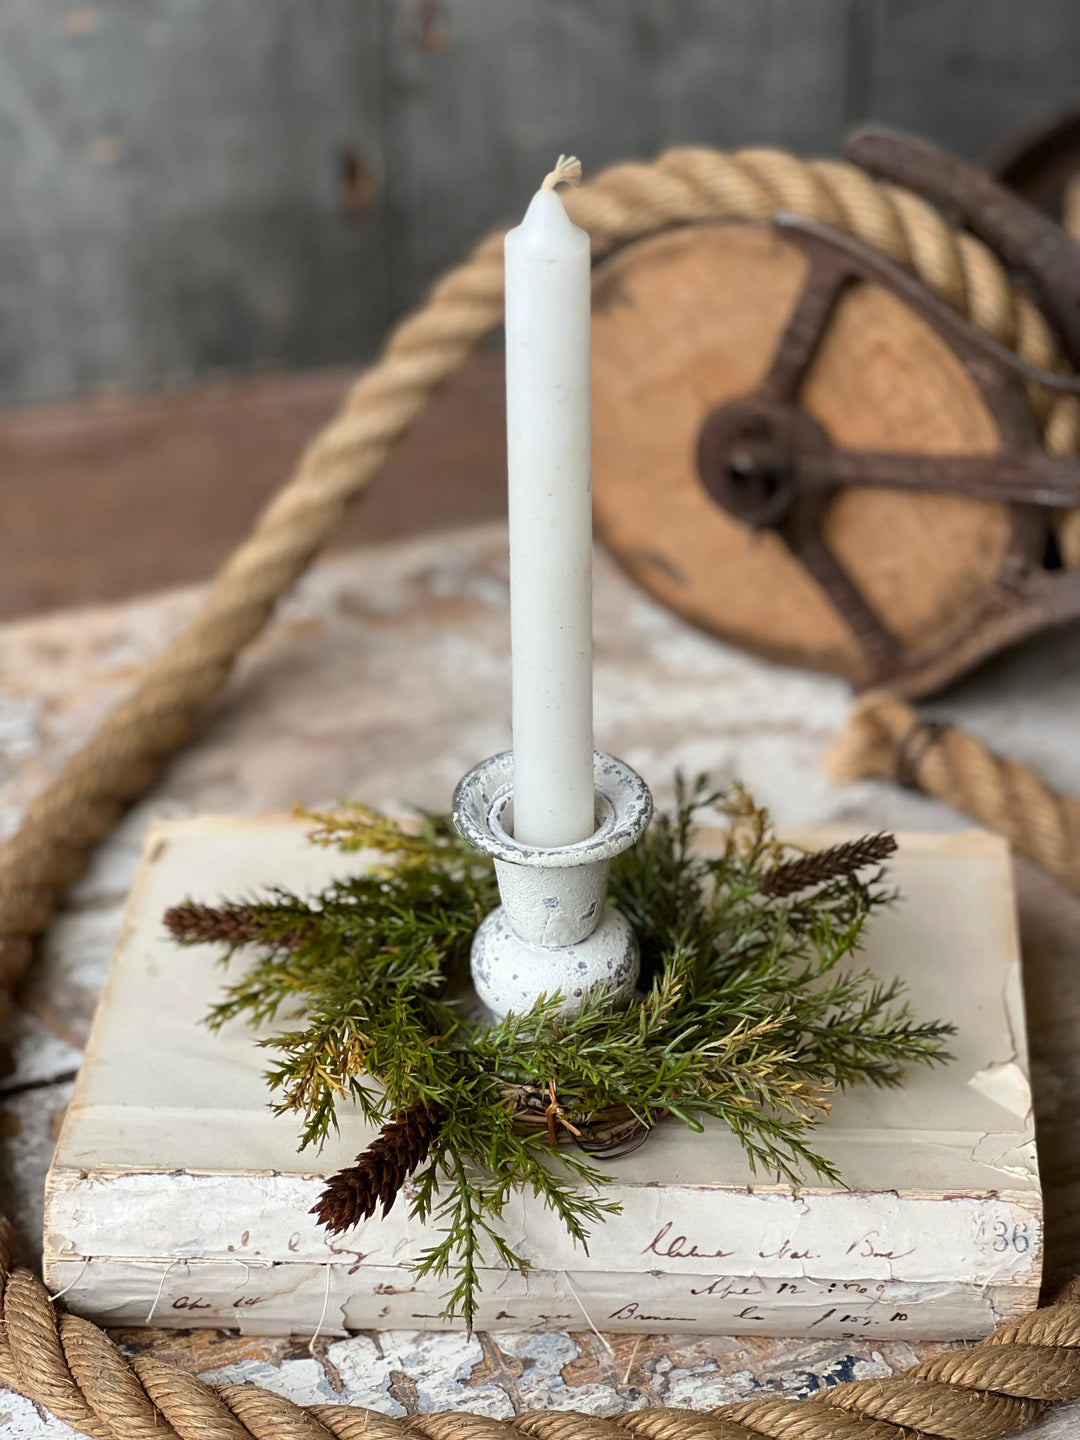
left=452, top=751, right=653, bottom=1021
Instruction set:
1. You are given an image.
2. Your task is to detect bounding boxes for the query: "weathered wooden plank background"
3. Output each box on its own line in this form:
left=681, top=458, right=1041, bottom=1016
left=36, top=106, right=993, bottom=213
left=1, top=0, right=1078, bottom=408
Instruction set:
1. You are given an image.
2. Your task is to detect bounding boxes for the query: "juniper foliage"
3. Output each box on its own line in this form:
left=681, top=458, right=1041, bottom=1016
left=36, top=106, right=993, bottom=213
left=170, top=782, right=954, bottom=1327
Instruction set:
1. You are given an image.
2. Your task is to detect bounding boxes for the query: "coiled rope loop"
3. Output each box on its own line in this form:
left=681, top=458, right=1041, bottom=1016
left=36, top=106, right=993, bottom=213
left=829, top=691, right=1080, bottom=890
left=3, top=144, right=1080, bottom=1438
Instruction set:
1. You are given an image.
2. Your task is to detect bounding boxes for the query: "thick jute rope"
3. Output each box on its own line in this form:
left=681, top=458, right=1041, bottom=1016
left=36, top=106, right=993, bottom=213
left=5, top=145, right=1080, bottom=1438
left=828, top=690, right=1080, bottom=890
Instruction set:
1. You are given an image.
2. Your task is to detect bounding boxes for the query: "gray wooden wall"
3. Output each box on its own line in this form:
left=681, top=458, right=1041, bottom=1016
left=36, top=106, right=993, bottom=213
left=1, top=0, right=1078, bottom=408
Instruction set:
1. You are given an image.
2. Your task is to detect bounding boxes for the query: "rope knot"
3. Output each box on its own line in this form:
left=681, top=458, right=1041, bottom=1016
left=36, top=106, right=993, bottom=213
left=895, top=717, right=950, bottom=789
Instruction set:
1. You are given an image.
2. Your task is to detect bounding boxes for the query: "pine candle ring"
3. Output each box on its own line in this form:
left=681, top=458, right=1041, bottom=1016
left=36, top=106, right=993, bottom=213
left=451, top=749, right=653, bottom=1020
left=157, top=784, right=951, bottom=1327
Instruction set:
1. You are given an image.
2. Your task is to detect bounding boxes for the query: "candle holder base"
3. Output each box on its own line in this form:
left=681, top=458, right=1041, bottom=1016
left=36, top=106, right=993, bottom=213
left=470, top=902, right=637, bottom=1020
left=451, top=749, right=653, bottom=1021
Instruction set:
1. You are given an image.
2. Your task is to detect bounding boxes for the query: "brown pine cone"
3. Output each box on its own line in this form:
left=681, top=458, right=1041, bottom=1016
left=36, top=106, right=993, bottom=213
left=760, top=833, right=898, bottom=898
left=163, top=903, right=261, bottom=946
left=312, top=1102, right=444, bottom=1234
left=164, top=902, right=317, bottom=949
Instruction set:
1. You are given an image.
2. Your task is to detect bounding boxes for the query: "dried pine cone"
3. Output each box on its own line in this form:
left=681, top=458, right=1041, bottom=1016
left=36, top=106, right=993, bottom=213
left=164, top=903, right=261, bottom=946
left=313, top=1102, right=444, bottom=1234
left=760, top=833, right=898, bottom=898
left=164, top=902, right=316, bottom=949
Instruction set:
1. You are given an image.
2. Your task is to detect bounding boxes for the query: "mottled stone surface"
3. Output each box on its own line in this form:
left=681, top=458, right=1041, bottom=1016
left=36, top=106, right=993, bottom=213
left=4, top=520, right=1080, bottom=1434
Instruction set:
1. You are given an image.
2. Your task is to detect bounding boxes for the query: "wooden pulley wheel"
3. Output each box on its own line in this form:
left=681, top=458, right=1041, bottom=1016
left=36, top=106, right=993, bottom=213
left=588, top=214, right=1080, bottom=699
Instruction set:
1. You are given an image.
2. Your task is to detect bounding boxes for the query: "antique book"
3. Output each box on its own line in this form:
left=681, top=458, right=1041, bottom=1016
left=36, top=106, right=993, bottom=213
left=44, top=817, right=1041, bottom=1338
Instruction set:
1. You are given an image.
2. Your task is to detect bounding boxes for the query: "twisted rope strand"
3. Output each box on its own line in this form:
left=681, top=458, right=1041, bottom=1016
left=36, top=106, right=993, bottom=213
left=3, top=146, right=1080, bottom=1438
left=827, top=690, right=1080, bottom=892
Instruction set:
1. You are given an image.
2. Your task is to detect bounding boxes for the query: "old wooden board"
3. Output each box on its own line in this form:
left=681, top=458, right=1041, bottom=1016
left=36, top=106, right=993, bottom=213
left=865, top=0, right=1080, bottom=164
left=3, top=521, right=1080, bottom=1433
left=0, top=1, right=857, bottom=407
left=5, top=3, right=1080, bottom=411
left=381, top=0, right=854, bottom=308
left=0, top=349, right=506, bottom=618
left=0, top=1, right=392, bottom=408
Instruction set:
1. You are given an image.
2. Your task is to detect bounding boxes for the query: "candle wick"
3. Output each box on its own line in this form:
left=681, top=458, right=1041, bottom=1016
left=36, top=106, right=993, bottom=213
left=540, top=154, right=582, bottom=192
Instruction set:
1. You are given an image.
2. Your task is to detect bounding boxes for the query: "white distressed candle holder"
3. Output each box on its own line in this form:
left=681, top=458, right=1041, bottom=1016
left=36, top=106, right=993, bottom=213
left=451, top=750, right=653, bottom=1021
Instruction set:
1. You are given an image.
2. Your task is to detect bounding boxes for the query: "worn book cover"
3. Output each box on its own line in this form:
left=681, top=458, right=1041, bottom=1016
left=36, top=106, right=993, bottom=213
left=44, top=817, right=1041, bottom=1337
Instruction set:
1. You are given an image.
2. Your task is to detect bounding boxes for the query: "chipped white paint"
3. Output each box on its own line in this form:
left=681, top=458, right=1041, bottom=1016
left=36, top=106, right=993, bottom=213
left=469, top=904, right=639, bottom=1019
left=452, top=748, right=652, bottom=1017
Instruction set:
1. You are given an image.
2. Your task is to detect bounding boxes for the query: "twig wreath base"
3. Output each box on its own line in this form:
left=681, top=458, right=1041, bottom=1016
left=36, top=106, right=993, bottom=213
left=165, top=778, right=951, bottom=1328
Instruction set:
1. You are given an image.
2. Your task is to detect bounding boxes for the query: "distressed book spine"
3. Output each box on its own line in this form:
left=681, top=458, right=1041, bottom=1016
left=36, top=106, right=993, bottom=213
left=44, top=1255, right=1036, bottom=1340
left=44, top=1172, right=1040, bottom=1337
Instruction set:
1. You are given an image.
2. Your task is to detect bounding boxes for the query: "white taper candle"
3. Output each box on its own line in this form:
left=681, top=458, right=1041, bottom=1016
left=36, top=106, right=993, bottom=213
left=505, top=156, right=595, bottom=849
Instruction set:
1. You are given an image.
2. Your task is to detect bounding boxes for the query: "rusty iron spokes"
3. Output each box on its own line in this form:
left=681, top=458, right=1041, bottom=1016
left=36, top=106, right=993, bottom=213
left=696, top=128, right=1080, bottom=697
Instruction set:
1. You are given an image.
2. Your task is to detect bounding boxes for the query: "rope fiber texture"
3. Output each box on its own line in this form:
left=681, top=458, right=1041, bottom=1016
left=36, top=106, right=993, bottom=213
left=829, top=690, right=1080, bottom=891
left=3, top=144, right=1080, bottom=1438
